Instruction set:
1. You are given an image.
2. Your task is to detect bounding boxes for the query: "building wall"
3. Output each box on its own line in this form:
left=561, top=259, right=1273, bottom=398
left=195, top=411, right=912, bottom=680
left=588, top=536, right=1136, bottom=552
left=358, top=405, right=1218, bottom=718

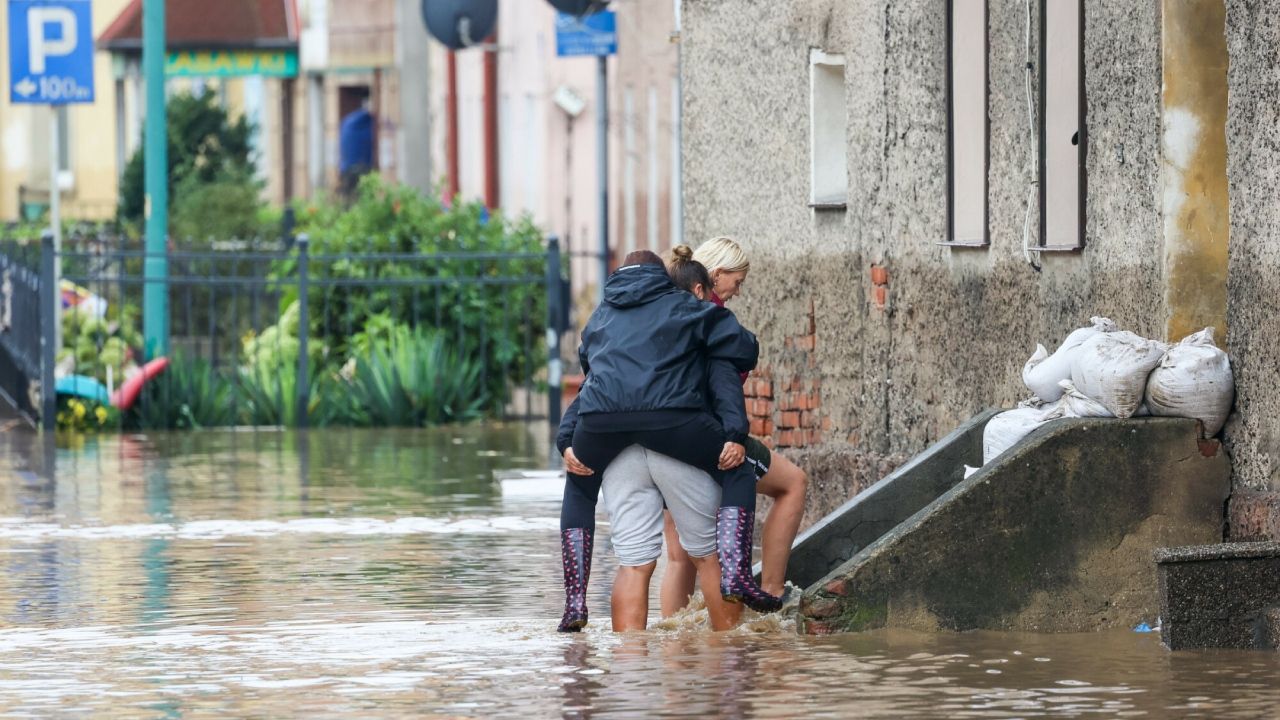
left=1224, top=0, right=1280, bottom=540
left=681, top=0, right=1173, bottom=526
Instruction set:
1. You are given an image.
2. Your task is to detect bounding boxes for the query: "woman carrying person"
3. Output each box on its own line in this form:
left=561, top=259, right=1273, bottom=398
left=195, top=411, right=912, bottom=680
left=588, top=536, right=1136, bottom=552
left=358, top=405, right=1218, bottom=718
left=556, top=249, right=782, bottom=633
left=660, top=238, right=809, bottom=614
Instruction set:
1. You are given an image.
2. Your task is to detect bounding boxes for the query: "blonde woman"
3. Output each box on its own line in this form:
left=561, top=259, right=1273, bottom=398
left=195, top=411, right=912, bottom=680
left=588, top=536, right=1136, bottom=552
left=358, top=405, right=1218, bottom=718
left=660, top=237, right=810, bottom=614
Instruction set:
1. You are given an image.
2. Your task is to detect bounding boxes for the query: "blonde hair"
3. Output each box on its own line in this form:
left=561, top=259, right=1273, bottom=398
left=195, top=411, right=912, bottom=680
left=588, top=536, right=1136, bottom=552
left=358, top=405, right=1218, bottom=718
left=692, top=236, right=750, bottom=275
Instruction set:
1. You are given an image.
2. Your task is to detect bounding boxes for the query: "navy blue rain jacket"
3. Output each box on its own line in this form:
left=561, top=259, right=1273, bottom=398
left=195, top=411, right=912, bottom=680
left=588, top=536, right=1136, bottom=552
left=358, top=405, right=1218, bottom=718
left=557, top=264, right=757, bottom=450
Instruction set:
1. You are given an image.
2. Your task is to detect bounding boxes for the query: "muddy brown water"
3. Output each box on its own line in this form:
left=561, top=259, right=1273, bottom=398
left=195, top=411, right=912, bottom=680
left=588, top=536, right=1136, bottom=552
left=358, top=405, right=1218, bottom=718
left=0, top=425, right=1275, bottom=718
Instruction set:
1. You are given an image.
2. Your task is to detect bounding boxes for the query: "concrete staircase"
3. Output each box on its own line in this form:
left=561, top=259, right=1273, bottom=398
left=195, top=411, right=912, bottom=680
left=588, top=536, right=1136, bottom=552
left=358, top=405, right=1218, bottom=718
left=792, top=414, right=1230, bottom=635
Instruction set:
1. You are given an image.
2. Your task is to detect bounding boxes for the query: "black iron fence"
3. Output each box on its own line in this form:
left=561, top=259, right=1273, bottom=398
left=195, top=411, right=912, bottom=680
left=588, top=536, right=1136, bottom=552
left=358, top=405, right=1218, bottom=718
left=0, top=233, right=568, bottom=432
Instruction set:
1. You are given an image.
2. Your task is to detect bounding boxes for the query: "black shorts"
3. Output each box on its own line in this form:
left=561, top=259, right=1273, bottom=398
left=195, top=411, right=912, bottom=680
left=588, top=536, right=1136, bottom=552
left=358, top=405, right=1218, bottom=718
left=744, top=436, right=772, bottom=481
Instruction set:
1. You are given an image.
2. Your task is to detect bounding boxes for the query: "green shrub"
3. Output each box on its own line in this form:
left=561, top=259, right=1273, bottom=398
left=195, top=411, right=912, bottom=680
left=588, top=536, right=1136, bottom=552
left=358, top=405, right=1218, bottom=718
left=345, top=327, right=489, bottom=427
left=288, top=174, right=547, bottom=405
left=125, top=355, right=238, bottom=430
left=170, top=167, right=266, bottom=242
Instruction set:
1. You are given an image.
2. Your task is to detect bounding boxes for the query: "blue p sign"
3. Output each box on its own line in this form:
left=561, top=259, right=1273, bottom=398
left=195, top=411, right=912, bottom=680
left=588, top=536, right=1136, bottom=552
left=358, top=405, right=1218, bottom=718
left=8, top=0, right=95, bottom=104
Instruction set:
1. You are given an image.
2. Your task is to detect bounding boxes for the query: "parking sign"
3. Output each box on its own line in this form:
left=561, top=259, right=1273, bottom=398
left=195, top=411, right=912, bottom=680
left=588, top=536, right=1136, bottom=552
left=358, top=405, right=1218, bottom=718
left=8, top=0, right=95, bottom=104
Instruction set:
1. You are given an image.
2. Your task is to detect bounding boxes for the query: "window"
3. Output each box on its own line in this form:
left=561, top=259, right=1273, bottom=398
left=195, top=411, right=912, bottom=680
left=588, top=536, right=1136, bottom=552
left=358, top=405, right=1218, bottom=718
left=1040, top=0, right=1084, bottom=249
left=946, top=0, right=987, bottom=245
left=809, top=49, right=847, bottom=208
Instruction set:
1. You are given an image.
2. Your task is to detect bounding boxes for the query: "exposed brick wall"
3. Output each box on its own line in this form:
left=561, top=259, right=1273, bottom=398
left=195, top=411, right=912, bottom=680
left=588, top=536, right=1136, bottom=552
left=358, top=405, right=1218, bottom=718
left=744, top=299, right=830, bottom=449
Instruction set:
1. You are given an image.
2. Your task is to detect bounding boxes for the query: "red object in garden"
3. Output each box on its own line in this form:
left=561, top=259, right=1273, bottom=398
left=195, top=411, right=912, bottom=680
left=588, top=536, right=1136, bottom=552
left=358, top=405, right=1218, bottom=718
left=111, top=357, right=170, bottom=411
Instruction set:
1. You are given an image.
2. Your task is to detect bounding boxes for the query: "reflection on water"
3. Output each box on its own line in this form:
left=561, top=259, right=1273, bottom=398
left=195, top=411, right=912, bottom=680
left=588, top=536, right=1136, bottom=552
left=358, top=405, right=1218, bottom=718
left=0, top=426, right=1276, bottom=718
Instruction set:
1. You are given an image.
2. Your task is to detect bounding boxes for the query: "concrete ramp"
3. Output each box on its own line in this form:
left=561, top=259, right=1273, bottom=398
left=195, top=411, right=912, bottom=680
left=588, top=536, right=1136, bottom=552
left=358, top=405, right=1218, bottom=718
left=797, top=416, right=1230, bottom=635
left=778, top=409, right=999, bottom=589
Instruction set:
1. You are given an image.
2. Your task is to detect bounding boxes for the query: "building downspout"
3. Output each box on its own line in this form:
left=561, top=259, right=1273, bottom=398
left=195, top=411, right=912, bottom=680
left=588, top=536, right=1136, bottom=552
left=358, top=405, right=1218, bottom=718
left=446, top=51, right=460, bottom=202
left=483, top=30, right=500, bottom=210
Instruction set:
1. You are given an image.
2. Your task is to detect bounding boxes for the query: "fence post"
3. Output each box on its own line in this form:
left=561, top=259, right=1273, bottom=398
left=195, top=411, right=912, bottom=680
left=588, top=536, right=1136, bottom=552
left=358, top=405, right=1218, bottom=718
left=545, top=236, right=563, bottom=454
left=39, top=233, right=56, bottom=432
left=295, top=234, right=310, bottom=429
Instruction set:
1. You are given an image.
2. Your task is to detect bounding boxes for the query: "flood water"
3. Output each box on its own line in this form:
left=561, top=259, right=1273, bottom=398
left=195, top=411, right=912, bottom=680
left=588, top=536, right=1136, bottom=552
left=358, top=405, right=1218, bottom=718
left=0, top=424, right=1276, bottom=718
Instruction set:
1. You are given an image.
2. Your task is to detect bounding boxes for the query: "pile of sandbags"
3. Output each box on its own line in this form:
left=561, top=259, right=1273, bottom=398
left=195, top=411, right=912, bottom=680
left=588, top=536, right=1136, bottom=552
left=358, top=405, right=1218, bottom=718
left=978, top=321, right=1234, bottom=468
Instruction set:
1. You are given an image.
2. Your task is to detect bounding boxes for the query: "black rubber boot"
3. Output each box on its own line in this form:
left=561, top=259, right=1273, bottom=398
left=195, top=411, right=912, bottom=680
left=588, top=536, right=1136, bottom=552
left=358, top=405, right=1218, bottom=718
left=716, top=507, right=782, bottom=613
left=557, top=528, right=593, bottom=632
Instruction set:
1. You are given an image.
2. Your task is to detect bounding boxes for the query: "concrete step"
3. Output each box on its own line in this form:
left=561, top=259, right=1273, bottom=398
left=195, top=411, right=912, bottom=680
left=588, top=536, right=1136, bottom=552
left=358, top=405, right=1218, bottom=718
left=768, top=408, right=999, bottom=589
left=796, top=415, right=1230, bottom=635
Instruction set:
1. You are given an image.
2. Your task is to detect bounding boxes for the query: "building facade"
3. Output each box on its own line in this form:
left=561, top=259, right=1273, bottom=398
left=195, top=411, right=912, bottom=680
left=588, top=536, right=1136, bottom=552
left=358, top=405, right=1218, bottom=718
left=679, top=0, right=1278, bottom=539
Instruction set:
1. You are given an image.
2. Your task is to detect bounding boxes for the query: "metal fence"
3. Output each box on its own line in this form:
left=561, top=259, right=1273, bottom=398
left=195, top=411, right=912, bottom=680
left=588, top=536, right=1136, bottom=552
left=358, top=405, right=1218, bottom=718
left=0, top=232, right=568, bottom=432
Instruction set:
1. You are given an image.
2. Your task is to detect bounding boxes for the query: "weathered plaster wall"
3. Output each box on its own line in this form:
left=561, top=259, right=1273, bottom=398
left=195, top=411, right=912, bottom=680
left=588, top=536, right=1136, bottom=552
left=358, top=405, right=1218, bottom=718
left=1162, top=1, right=1230, bottom=344
left=681, top=0, right=1165, bottom=522
left=1224, top=0, right=1280, bottom=538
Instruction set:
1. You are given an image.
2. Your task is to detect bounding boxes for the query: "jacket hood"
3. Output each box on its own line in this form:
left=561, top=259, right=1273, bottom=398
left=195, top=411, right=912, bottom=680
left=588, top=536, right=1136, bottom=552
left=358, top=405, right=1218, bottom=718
left=603, top=264, right=676, bottom=308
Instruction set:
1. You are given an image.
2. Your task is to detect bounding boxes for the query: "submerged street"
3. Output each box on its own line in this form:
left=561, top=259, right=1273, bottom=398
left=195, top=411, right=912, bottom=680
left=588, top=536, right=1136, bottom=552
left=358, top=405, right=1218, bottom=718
left=0, top=427, right=1272, bottom=717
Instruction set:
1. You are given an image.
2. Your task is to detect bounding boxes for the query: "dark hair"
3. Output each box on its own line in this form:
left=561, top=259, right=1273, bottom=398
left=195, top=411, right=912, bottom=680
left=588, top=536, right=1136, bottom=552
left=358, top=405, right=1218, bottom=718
left=621, top=249, right=665, bottom=267
left=665, top=244, right=713, bottom=296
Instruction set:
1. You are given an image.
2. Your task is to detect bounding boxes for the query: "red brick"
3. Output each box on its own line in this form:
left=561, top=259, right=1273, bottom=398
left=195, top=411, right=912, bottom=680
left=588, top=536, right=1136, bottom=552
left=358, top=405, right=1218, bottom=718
left=784, top=336, right=795, bottom=349
left=762, top=419, right=775, bottom=436
left=870, top=265, right=890, bottom=286
left=800, top=410, right=817, bottom=428
left=776, top=430, right=797, bottom=447
left=874, top=286, right=888, bottom=308
left=757, top=380, right=773, bottom=399
left=779, top=411, right=801, bottom=428
left=750, top=418, right=767, bottom=437
left=777, top=394, right=799, bottom=411
left=821, top=416, right=833, bottom=431
left=796, top=334, right=816, bottom=352
left=789, top=377, right=803, bottom=392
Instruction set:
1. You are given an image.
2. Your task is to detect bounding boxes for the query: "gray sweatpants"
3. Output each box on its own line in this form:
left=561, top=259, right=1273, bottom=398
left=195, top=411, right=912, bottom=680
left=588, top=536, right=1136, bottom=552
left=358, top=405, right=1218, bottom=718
left=601, top=444, right=720, bottom=566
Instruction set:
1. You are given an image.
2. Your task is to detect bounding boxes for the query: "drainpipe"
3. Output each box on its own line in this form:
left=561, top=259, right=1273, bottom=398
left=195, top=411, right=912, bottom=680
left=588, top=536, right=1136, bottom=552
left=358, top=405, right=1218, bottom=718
left=483, top=30, right=499, bottom=210
left=446, top=50, right=460, bottom=202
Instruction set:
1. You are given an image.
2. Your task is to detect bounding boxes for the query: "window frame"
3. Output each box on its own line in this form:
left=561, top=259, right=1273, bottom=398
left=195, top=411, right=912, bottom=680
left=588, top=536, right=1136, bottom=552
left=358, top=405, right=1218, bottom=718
left=941, top=0, right=990, bottom=248
left=808, top=48, right=848, bottom=211
left=1038, top=0, right=1087, bottom=251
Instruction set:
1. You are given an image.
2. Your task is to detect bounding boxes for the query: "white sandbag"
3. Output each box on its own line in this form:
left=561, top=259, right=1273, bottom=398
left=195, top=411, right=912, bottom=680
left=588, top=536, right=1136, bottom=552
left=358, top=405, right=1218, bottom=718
left=1145, top=327, right=1234, bottom=436
left=1070, top=330, right=1167, bottom=418
left=982, top=405, right=1065, bottom=464
left=1053, top=379, right=1113, bottom=418
left=1022, top=317, right=1118, bottom=401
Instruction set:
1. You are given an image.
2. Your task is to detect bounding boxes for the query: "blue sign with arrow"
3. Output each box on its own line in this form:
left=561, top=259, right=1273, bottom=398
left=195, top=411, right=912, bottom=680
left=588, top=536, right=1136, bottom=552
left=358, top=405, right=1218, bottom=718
left=555, top=10, right=617, bottom=57
left=8, top=0, right=95, bottom=104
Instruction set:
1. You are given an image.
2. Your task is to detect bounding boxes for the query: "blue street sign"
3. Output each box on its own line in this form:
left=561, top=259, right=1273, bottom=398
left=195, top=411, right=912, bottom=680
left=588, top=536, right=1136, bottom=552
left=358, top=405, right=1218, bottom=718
left=7, top=0, right=95, bottom=104
left=555, top=10, right=617, bottom=57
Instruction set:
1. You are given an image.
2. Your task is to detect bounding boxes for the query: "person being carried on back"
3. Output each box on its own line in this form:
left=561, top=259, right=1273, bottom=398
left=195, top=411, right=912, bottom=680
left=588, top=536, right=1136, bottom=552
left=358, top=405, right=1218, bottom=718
left=556, top=249, right=782, bottom=632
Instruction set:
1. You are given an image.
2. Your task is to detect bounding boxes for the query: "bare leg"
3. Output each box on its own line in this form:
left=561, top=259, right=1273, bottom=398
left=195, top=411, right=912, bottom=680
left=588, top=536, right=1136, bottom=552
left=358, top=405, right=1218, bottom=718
left=611, top=561, right=657, bottom=631
left=755, top=451, right=808, bottom=596
left=689, top=553, right=742, bottom=631
left=659, top=510, right=698, bottom=617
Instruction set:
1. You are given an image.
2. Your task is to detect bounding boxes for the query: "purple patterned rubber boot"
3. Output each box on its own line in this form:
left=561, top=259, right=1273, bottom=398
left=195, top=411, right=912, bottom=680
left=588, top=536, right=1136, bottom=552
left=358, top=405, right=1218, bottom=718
left=716, top=507, right=783, bottom=613
left=557, top=528, right=593, bottom=632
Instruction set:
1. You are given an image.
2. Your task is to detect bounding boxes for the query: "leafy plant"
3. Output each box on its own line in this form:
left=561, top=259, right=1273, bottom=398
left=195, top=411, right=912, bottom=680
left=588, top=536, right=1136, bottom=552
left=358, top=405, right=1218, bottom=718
left=345, top=327, right=489, bottom=427
left=170, top=166, right=266, bottom=242
left=119, top=92, right=255, bottom=228
left=125, top=355, right=238, bottom=430
left=288, top=174, right=547, bottom=404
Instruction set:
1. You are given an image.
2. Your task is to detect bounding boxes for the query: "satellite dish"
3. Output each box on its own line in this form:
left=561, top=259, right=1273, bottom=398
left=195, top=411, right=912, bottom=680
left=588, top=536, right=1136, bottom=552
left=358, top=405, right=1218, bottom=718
left=547, top=0, right=610, bottom=17
left=422, top=0, right=498, bottom=50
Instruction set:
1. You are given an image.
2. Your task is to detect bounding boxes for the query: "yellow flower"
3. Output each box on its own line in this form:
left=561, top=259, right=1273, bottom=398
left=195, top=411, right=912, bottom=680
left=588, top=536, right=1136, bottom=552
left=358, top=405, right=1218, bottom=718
left=95, top=406, right=108, bottom=424
left=72, top=402, right=86, bottom=420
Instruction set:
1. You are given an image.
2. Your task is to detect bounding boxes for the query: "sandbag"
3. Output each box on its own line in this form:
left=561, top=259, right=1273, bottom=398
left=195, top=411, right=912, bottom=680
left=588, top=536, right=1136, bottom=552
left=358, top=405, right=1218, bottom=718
left=982, top=405, right=1064, bottom=464
left=1052, top=379, right=1113, bottom=418
left=1022, top=317, right=1118, bottom=401
left=1145, top=327, right=1234, bottom=436
left=1070, top=330, right=1167, bottom=418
